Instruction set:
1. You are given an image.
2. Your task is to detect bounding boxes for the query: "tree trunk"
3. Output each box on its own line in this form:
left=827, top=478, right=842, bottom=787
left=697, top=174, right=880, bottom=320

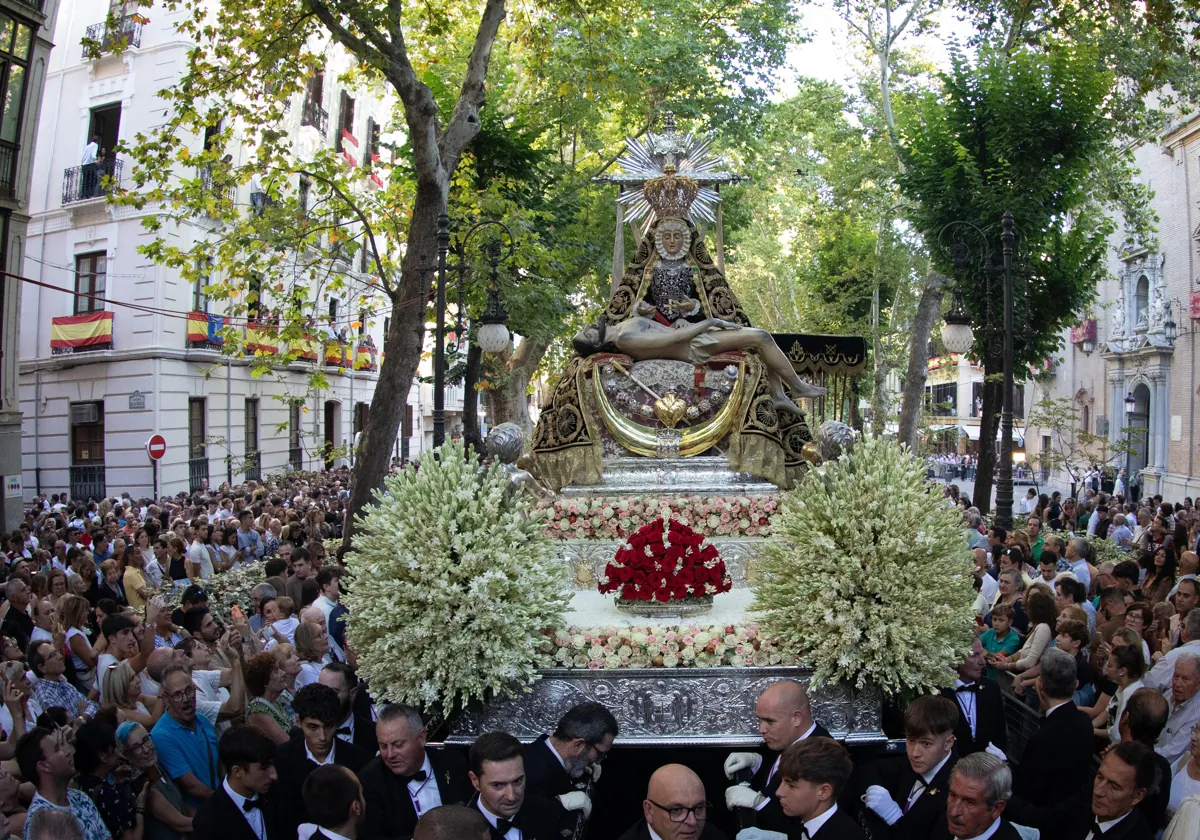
left=898, top=272, right=946, bottom=448
left=973, top=352, right=1003, bottom=516
left=461, top=343, right=484, bottom=456
left=488, top=336, right=549, bottom=435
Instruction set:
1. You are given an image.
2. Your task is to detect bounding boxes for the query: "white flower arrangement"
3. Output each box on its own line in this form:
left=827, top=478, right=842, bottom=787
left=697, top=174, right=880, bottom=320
left=342, top=441, right=569, bottom=713
left=753, top=437, right=976, bottom=694
left=1045, top=529, right=1125, bottom=566
left=166, top=563, right=266, bottom=623
left=534, top=623, right=802, bottom=669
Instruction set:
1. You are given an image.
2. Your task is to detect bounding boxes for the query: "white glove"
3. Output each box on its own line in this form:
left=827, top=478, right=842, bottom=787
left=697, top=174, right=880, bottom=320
left=985, top=741, right=1008, bottom=761
left=723, top=752, right=764, bottom=779
left=725, top=784, right=765, bottom=810
left=558, top=791, right=592, bottom=819
left=863, top=785, right=903, bottom=825
left=736, top=830, right=788, bottom=840
left=588, top=762, right=602, bottom=782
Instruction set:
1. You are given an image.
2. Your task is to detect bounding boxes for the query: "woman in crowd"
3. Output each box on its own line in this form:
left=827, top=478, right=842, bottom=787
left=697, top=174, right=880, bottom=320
left=986, top=568, right=1029, bottom=635
left=1125, top=601, right=1158, bottom=661
left=123, top=549, right=151, bottom=615
left=271, top=642, right=302, bottom=720
left=27, top=641, right=91, bottom=721
left=293, top=621, right=328, bottom=690
left=264, top=519, right=282, bottom=559
left=0, top=635, right=20, bottom=664
left=75, top=719, right=148, bottom=840
left=0, top=662, right=39, bottom=740
left=45, top=569, right=68, bottom=609
left=1098, top=643, right=1147, bottom=743
left=245, top=651, right=293, bottom=744
left=217, top=528, right=242, bottom=573
left=0, top=765, right=24, bottom=838
left=133, top=530, right=158, bottom=585
left=101, top=659, right=160, bottom=728
left=165, top=537, right=188, bottom=585
left=115, top=721, right=193, bottom=839
left=98, top=559, right=127, bottom=607
left=991, top=589, right=1057, bottom=675
left=1141, top=546, right=1179, bottom=606
left=57, top=593, right=100, bottom=693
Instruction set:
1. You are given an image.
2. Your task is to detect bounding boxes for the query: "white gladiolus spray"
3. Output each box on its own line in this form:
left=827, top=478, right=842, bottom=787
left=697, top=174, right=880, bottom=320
left=753, top=437, right=976, bottom=695
left=342, top=442, right=569, bottom=713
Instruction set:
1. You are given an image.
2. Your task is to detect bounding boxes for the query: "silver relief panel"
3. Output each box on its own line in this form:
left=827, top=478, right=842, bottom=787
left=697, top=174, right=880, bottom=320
left=445, top=668, right=885, bottom=747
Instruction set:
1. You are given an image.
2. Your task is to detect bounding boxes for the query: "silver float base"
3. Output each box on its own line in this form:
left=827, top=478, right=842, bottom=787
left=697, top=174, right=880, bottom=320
left=560, top=456, right=779, bottom=497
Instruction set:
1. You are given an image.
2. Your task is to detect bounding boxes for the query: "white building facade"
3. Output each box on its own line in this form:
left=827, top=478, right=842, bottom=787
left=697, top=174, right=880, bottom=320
left=15, top=0, right=474, bottom=502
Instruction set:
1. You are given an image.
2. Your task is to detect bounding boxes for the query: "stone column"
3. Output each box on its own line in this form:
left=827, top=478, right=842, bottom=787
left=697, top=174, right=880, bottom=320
left=1107, top=370, right=1123, bottom=448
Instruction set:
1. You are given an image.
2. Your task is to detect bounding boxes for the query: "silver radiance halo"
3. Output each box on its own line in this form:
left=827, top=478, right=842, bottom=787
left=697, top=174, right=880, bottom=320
left=597, top=111, right=743, bottom=229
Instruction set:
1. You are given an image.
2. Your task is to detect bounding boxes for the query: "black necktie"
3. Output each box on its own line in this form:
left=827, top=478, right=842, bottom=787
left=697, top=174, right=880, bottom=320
left=242, top=798, right=262, bottom=812
left=1091, top=823, right=1105, bottom=839
left=956, top=683, right=981, bottom=693
left=797, top=821, right=810, bottom=839
left=402, top=770, right=428, bottom=784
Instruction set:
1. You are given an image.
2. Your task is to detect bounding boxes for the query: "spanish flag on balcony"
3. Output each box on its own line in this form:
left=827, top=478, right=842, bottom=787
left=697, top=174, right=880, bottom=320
left=354, top=343, right=378, bottom=371
left=289, top=335, right=318, bottom=362
left=187, top=312, right=225, bottom=344
left=51, top=311, right=113, bottom=350
left=246, top=323, right=279, bottom=355
left=324, top=341, right=349, bottom=367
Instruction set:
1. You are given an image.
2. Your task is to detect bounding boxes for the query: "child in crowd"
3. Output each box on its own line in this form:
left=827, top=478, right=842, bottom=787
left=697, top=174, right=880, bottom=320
left=980, top=603, right=1021, bottom=679
left=270, top=596, right=299, bottom=647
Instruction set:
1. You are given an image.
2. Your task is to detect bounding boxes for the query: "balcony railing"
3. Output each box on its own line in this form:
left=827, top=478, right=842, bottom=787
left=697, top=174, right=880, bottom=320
left=69, top=465, right=106, bottom=501
left=198, top=166, right=236, bottom=202
left=0, top=141, right=15, bottom=196
left=289, top=446, right=303, bottom=471
left=244, top=453, right=261, bottom=482
left=63, top=157, right=121, bottom=204
left=301, top=100, right=328, bottom=135
left=188, top=456, right=209, bottom=493
left=84, top=17, right=142, bottom=53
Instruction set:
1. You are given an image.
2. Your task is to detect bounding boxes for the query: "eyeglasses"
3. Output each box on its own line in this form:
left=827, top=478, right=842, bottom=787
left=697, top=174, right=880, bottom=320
left=163, top=684, right=197, bottom=702
left=126, top=738, right=153, bottom=753
left=587, top=741, right=611, bottom=762
left=648, top=800, right=708, bottom=823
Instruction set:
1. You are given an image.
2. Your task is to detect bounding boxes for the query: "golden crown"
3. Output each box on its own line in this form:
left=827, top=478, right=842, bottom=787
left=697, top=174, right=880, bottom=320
left=642, top=164, right=700, bottom=219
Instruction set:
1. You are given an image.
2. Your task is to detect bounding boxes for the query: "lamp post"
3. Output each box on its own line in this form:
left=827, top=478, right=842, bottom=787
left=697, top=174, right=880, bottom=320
left=938, top=211, right=1021, bottom=529
left=1123, top=390, right=1137, bottom=480
left=424, top=213, right=516, bottom=448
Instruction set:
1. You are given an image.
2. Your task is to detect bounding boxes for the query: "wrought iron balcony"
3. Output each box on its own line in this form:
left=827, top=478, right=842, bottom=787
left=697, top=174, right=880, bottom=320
left=301, top=100, right=328, bottom=135
left=197, top=166, right=236, bottom=201
left=289, top=446, right=303, bottom=471
left=0, top=141, right=16, bottom=197
left=84, top=17, right=142, bottom=53
left=188, top=456, right=209, bottom=493
left=69, top=465, right=106, bottom=502
left=63, top=157, right=121, bottom=204
left=244, top=453, right=262, bottom=482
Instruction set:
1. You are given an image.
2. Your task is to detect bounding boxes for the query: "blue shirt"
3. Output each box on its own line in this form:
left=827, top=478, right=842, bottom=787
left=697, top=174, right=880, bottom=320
left=236, top=527, right=264, bottom=561
left=24, top=790, right=110, bottom=840
left=151, top=712, right=219, bottom=808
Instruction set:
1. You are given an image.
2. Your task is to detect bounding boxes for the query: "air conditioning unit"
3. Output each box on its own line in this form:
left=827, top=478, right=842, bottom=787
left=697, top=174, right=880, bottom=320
left=70, top=403, right=100, bottom=425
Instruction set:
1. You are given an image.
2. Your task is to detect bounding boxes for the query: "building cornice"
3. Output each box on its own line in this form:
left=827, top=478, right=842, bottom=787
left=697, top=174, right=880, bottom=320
left=19, top=346, right=379, bottom=381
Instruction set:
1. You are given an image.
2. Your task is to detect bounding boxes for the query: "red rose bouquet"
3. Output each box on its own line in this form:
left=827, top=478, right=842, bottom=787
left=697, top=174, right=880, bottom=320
left=598, top=517, right=733, bottom=603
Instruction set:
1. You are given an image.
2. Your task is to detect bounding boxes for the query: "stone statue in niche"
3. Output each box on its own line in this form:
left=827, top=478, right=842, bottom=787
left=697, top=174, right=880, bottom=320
left=1110, top=286, right=1126, bottom=346
left=1150, top=284, right=1170, bottom=333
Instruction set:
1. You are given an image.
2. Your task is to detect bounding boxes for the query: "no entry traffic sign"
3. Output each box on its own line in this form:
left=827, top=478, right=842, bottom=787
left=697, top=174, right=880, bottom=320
left=146, top=434, right=167, bottom=461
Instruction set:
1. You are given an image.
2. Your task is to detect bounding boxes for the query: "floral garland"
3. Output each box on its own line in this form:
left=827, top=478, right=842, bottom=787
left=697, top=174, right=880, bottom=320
left=539, top=495, right=778, bottom=540
left=598, top=518, right=732, bottom=602
left=166, top=563, right=266, bottom=623
left=1044, top=529, right=1127, bottom=566
left=534, top=624, right=802, bottom=670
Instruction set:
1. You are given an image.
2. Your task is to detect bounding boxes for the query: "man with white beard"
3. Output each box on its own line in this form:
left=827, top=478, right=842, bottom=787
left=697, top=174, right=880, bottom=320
left=523, top=702, right=618, bottom=826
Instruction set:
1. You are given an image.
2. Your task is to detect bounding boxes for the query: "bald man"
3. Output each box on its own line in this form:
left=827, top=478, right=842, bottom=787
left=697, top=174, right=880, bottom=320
left=619, top=764, right=727, bottom=840
left=723, top=680, right=830, bottom=839
left=414, top=804, right=490, bottom=840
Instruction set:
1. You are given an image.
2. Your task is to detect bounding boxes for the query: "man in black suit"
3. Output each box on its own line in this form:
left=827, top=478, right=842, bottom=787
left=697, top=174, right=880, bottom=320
left=192, top=725, right=285, bottom=840
left=304, top=764, right=367, bottom=840
left=414, top=804, right=490, bottom=840
left=930, top=753, right=1024, bottom=840
left=1116, top=688, right=1171, bottom=834
left=858, top=695, right=959, bottom=840
left=941, top=637, right=1007, bottom=757
left=735, top=736, right=863, bottom=840
left=524, top=701, right=617, bottom=827
left=361, top=703, right=474, bottom=840
left=618, top=763, right=727, bottom=840
left=468, top=731, right=564, bottom=840
left=275, top=684, right=373, bottom=834
left=319, top=661, right=379, bottom=754
left=1006, top=649, right=1096, bottom=835
left=1067, top=742, right=1157, bottom=840
left=722, top=679, right=830, bottom=838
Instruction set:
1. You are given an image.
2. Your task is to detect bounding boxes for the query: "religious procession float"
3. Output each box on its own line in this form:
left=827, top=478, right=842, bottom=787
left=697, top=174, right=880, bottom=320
left=277, top=117, right=977, bottom=749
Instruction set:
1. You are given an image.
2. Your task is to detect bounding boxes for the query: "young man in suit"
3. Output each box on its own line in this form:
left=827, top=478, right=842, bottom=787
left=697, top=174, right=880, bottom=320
left=859, top=695, right=959, bottom=840
left=940, top=637, right=1007, bottom=757
left=274, top=684, right=373, bottom=835
left=735, top=736, right=863, bottom=840
left=193, top=725, right=283, bottom=840
left=1068, top=742, right=1156, bottom=840
left=360, top=703, right=474, bottom=840
left=304, top=764, right=366, bottom=840
left=723, top=679, right=830, bottom=838
left=319, top=662, right=379, bottom=754
left=523, top=701, right=616, bottom=826
left=1006, top=649, right=1096, bottom=836
left=468, top=731, right=563, bottom=840
left=618, top=763, right=727, bottom=840
left=932, top=753, right=1024, bottom=840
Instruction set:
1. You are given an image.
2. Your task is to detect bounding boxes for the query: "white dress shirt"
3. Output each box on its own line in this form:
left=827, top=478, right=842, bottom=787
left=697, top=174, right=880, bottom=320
left=1086, top=810, right=1131, bottom=839
left=907, top=752, right=953, bottom=810
left=756, top=722, right=818, bottom=811
left=803, top=802, right=839, bottom=835
left=408, top=753, right=442, bottom=820
left=305, top=742, right=336, bottom=766
left=335, top=709, right=355, bottom=744
left=955, top=815, right=1002, bottom=840
left=224, top=778, right=267, bottom=840
left=477, top=799, right=521, bottom=840
left=953, top=680, right=978, bottom=738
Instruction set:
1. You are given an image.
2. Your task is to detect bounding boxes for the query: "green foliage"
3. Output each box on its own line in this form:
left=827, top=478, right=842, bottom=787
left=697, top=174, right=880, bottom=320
left=342, top=442, right=568, bottom=712
left=897, top=45, right=1127, bottom=369
left=754, top=437, right=976, bottom=694
left=1026, top=397, right=1138, bottom=488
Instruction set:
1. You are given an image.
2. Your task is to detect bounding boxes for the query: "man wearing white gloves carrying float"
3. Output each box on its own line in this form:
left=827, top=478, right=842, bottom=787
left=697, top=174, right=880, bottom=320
left=522, top=702, right=616, bottom=828
left=722, top=680, right=830, bottom=839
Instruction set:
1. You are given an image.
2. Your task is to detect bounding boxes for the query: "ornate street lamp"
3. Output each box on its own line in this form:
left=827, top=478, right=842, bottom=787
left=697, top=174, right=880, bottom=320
left=1165, top=315, right=1178, bottom=343
left=940, top=293, right=975, bottom=355
left=1081, top=336, right=1095, bottom=355
left=1123, top=391, right=1136, bottom=414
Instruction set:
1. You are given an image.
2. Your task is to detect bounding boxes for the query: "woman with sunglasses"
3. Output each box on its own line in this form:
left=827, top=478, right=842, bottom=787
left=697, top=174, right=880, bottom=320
left=115, top=721, right=194, bottom=839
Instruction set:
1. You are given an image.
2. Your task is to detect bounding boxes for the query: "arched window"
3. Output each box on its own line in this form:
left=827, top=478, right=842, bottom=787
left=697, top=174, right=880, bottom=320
left=1080, top=404, right=1090, bottom=434
left=1135, top=275, right=1150, bottom=328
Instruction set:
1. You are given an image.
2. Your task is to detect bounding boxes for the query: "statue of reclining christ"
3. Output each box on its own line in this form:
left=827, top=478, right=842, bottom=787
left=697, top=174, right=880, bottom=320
left=572, top=299, right=826, bottom=417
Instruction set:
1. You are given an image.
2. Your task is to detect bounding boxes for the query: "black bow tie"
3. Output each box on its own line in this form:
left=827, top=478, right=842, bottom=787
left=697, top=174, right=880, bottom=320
left=956, top=683, right=981, bottom=693
left=401, top=770, right=427, bottom=784
left=495, top=816, right=519, bottom=835
left=242, top=798, right=262, bottom=812
left=336, top=727, right=352, bottom=736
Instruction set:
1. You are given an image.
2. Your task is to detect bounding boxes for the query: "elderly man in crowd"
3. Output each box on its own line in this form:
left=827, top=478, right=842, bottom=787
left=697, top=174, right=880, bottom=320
left=1144, top=609, right=1200, bottom=693
left=1156, top=653, right=1200, bottom=764
left=936, top=753, right=1024, bottom=840
left=524, top=702, right=616, bottom=825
